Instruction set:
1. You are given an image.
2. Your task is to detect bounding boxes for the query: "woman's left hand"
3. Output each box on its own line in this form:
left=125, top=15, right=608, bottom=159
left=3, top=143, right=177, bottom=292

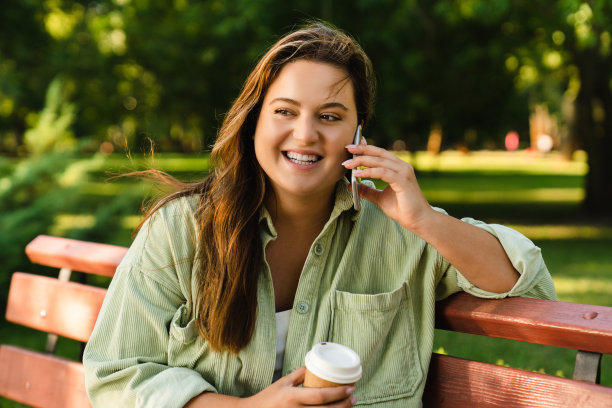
left=343, top=144, right=434, bottom=232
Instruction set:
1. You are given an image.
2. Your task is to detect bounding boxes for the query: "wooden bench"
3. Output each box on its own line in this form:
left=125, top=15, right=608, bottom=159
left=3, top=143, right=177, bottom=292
left=1, top=234, right=611, bottom=407
left=0, top=235, right=127, bottom=408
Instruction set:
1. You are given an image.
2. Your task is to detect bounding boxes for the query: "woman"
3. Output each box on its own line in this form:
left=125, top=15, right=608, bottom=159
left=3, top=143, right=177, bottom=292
left=83, top=22, right=556, bottom=407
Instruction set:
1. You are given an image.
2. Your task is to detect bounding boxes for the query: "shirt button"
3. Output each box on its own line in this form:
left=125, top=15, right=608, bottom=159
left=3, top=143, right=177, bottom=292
left=296, top=302, right=309, bottom=314
left=313, top=243, right=324, bottom=255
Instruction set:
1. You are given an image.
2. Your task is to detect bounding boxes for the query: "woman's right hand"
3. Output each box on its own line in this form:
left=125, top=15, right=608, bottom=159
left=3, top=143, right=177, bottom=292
left=244, top=367, right=357, bottom=408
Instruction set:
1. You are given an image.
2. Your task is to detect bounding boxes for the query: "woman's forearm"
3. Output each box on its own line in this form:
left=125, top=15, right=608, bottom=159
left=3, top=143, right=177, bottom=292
left=185, top=392, right=248, bottom=408
left=413, top=210, right=519, bottom=293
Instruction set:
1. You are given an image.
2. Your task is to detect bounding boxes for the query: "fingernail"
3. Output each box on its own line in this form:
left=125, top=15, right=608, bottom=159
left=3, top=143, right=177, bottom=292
left=351, top=396, right=358, bottom=405
left=342, top=159, right=353, bottom=166
left=345, top=144, right=357, bottom=149
left=346, top=386, right=355, bottom=395
left=353, top=169, right=364, bottom=176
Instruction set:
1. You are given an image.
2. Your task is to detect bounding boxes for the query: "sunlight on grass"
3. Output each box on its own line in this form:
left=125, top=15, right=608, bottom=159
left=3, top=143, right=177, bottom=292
left=122, top=215, right=142, bottom=229
left=554, top=277, right=612, bottom=306
left=80, top=181, right=153, bottom=195
left=506, top=224, right=612, bottom=240
left=49, top=214, right=96, bottom=236
left=396, top=150, right=587, bottom=175
left=50, top=214, right=142, bottom=236
left=425, top=188, right=583, bottom=204
left=99, top=153, right=211, bottom=172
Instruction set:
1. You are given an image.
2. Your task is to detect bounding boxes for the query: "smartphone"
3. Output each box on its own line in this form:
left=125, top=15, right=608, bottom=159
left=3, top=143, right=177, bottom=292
left=351, top=124, right=364, bottom=211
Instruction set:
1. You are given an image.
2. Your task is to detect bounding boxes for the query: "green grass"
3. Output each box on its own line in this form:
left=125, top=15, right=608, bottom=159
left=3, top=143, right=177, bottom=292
left=1, top=150, right=611, bottom=407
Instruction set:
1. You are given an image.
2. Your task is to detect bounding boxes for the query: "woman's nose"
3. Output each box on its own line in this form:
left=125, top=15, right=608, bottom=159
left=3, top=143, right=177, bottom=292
left=293, top=117, right=319, bottom=145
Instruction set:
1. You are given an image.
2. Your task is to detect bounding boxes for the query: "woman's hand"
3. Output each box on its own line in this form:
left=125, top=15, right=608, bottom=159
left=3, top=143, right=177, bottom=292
left=244, top=367, right=357, bottom=408
left=186, top=367, right=357, bottom=407
left=343, top=144, right=434, bottom=232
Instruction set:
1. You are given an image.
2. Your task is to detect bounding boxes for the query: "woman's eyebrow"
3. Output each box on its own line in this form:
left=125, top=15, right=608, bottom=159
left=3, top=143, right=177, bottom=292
left=320, top=102, right=349, bottom=111
left=269, top=97, right=349, bottom=111
left=269, top=97, right=301, bottom=106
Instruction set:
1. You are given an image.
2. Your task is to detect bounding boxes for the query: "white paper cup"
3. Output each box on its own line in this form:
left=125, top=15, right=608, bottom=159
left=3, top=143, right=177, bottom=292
left=303, top=342, right=362, bottom=387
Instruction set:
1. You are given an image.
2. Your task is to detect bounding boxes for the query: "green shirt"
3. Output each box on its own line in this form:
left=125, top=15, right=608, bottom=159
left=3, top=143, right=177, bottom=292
left=83, top=181, right=556, bottom=407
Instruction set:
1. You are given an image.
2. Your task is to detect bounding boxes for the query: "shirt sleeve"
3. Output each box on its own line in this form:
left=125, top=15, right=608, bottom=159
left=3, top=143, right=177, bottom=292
left=435, top=217, right=557, bottom=301
left=83, top=200, right=216, bottom=407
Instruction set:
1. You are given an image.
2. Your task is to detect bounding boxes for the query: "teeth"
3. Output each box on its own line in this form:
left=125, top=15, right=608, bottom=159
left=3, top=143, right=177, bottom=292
left=286, top=152, right=320, bottom=164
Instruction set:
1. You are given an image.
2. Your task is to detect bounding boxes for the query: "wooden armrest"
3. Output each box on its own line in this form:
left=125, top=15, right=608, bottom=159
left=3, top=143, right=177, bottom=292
left=435, top=292, right=612, bottom=354
left=26, top=235, right=128, bottom=277
left=423, top=353, right=612, bottom=407
left=6, top=273, right=107, bottom=342
left=0, top=345, right=90, bottom=408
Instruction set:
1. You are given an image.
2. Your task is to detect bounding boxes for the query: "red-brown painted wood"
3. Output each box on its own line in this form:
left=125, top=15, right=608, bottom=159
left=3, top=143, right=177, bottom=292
left=25, top=235, right=127, bottom=277
left=5, top=235, right=612, bottom=407
left=0, top=345, right=91, bottom=408
left=6, top=273, right=107, bottom=342
left=436, top=292, right=612, bottom=354
left=423, top=353, right=612, bottom=407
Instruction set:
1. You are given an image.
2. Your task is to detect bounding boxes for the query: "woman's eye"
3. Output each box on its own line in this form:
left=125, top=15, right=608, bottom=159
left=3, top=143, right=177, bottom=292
left=274, top=109, right=292, bottom=116
left=321, top=114, right=340, bottom=121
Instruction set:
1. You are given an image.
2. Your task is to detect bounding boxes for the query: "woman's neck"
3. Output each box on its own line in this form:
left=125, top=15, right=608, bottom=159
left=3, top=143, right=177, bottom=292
left=266, top=186, right=336, bottom=231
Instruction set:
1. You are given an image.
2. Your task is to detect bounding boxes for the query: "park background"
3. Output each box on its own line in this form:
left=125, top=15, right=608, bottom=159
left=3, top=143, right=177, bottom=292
left=1, top=0, right=612, bottom=405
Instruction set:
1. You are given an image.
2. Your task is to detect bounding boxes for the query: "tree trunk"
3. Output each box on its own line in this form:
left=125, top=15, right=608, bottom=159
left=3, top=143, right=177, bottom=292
left=575, top=48, right=612, bottom=217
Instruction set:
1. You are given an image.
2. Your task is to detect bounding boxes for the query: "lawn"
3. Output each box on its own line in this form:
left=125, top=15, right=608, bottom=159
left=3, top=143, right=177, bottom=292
left=1, top=149, right=611, bottom=407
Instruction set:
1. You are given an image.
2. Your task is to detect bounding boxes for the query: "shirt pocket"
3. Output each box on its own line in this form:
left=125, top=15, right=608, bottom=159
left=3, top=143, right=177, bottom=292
left=168, top=303, right=204, bottom=368
left=330, top=283, right=423, bottom=404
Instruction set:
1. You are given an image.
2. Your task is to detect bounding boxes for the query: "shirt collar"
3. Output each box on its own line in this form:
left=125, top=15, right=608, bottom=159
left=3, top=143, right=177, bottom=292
left=258, top=178, right=361, bottom=238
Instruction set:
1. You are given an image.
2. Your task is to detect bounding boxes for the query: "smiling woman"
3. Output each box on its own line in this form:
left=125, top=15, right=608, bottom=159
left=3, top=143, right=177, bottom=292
left=254, top=60, right=357, bottom=206
left=82, top=21, right=556, bottom=408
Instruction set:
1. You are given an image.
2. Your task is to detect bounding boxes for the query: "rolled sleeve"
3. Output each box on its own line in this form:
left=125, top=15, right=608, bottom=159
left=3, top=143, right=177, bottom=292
left=136, top=367, right=215, bottom=408
left=434, top=215, right=557, bottom=301
left=454, top=219, right=557, bottom=300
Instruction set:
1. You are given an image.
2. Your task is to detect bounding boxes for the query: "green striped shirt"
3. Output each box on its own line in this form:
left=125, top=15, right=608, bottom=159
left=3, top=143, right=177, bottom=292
left=83, top=180, right=556, bottom=407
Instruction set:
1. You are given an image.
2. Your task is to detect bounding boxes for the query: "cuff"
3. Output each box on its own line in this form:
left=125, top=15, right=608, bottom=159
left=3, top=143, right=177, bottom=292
left=455, top=220, right=547, bottom=299
left=136, top=367, right=217, bottom=408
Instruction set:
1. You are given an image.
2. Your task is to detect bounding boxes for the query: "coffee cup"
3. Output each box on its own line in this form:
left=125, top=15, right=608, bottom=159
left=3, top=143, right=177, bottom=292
left=303, top=342, right=362, bottom=387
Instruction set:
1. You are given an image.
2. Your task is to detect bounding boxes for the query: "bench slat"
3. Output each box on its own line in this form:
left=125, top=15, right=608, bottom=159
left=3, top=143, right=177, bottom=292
left=435, top=292, right=612, bottom=354
left=0, top=345, right=91, bottom=408
left=6, top=273, right=107, bottom=343
left=423, top=353, right=612, bottom=407
left=26, top=235, right=127, bottom=277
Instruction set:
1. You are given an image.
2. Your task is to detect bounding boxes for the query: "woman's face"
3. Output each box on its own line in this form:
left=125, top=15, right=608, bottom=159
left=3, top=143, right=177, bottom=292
left=254, top=60, right=358, bottom=202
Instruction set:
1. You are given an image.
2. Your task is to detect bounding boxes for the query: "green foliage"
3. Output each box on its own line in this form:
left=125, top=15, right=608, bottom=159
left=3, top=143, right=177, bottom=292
left=0, top=0, right=590, bottom=152
left=0, top=149, right=77, bottom=311
left=23, top=77, right=76, bottom=156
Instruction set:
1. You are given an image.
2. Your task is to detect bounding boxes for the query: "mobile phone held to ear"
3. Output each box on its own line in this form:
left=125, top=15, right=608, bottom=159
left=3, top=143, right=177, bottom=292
left=351, top=124, right=364, bottom=211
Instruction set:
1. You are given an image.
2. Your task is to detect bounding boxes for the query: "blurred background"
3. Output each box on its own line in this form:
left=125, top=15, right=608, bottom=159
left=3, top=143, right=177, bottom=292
left=1, top=0, right=612, bottom=401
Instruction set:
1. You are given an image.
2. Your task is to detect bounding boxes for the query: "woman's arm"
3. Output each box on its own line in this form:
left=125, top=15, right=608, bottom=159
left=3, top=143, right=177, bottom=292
left=409, top=209, right=519, bottom=292
left=344, top=144, right=519, bottom=293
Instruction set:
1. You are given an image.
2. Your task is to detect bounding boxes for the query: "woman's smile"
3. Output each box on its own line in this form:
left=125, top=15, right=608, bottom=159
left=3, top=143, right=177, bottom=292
left=282, top=150, right=324, bottom=170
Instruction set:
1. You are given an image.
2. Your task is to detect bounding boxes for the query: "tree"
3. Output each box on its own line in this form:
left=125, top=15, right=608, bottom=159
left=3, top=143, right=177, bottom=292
left=562, top=1, right=612, bottom=216
left=503, top=0, right=612, bottom=216
left=2, top=0, right=611, bottom=216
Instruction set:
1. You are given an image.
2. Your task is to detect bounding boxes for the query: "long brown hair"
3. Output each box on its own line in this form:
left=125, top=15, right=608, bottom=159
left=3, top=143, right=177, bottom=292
left=139, top=21, right=375, bottom=353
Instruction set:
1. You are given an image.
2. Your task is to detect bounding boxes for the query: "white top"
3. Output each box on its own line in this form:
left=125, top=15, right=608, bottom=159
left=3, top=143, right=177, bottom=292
left=273, top=309, right=292, bottom=382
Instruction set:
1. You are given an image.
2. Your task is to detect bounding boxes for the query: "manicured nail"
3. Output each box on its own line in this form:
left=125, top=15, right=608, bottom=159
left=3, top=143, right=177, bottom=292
left=346, top=386, right=355, bottom=395
left=351, top=396, right=358, bottom=405
left=342, top=159, right=353, bottom=166
left=345, top=144, right=357, bottom=149
left=353, top=169, right=364, bottom=176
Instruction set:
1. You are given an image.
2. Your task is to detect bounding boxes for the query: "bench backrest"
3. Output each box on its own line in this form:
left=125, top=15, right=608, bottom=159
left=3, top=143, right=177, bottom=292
left=1, top=234, right=612, bottom=407
left=425, top=294, right=612, bottom=406
left=0, top=235, right=127, bottom=408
